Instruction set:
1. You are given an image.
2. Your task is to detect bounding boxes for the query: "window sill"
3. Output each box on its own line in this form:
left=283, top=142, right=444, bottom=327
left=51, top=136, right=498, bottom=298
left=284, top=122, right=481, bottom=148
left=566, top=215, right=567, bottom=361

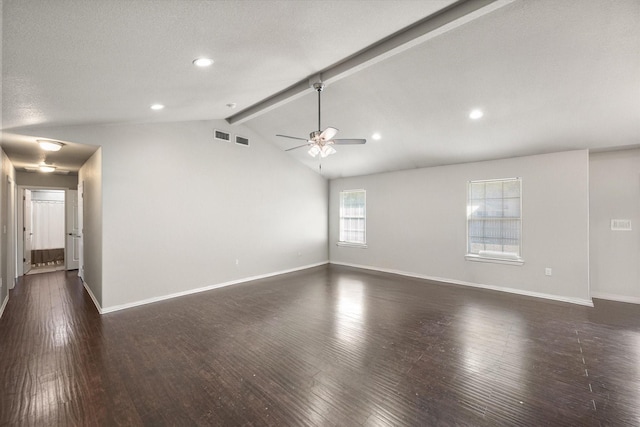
left=465, top=254, right=524, bottom=266
left=337, top=242, right=368, bottom=249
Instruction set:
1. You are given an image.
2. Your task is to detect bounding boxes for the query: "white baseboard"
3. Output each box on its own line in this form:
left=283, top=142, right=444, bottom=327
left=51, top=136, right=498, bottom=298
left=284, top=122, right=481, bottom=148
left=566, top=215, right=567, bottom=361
left=0, top=294, right=8, bottom=319
left=100, top=261, right=329, bottom=314
left=590, top=292, right=640, bottom=305
left=331, top=261, right=594, bottom=307
left=82, top=280, right=104, bottom=314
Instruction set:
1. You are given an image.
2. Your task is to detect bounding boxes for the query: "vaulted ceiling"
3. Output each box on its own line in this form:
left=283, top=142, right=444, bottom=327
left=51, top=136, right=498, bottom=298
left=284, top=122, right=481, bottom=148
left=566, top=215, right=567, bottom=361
left=2, top=0, right=639, bottom=178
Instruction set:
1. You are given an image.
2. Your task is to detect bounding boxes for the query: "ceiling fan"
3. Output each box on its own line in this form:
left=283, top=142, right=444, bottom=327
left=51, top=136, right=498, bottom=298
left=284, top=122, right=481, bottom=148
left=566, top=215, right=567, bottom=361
left=277, top=82, right=366, bottom=158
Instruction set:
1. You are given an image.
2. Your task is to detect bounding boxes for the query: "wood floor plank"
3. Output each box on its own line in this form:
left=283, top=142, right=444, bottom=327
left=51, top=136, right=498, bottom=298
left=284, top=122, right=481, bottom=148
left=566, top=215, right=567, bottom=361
left=1, top=265, right=640, bottom=425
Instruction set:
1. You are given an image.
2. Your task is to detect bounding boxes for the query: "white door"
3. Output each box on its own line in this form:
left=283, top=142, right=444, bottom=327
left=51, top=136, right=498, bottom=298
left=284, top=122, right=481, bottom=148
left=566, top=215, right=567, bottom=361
left=23, top=189, right=32, bottom=274
left=65, top=190, right=80, bottom=270
left=77, top=182, right=84, bottom=280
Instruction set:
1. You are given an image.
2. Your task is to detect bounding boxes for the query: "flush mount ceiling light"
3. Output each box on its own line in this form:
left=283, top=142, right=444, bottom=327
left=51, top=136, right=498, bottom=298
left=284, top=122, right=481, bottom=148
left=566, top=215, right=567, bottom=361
left=372, top=133, right=382, bottom=140
left=192, top=57, right=214, bottom=67
left=150, top=104, right=165, bottom=110
left=469, top=109, right=484, bottom=120
left=39, top=164, right=56, bottom=173
left=37, top=139, right=63, bottom=152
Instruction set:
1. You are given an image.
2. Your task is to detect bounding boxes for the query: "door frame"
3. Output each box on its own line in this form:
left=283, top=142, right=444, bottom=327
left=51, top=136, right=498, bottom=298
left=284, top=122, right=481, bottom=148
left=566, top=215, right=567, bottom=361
left=17, top=185, right=70, bottom=276
left=7, top=176, right=17, bottom=290
left=65, top=189, right=80, bottom=270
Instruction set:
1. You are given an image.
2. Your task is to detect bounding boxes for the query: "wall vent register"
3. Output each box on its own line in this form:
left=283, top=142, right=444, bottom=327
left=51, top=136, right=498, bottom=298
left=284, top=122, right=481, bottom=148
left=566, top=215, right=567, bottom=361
left=611, top=219, right=632, bottom=231
left=235, top=135, right=249, bottom=146
left=214, top=129, right=230, bottom=142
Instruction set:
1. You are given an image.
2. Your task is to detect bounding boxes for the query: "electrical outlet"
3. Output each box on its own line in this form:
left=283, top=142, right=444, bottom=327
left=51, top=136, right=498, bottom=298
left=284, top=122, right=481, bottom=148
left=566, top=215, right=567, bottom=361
left=545, top=268, right=552, bottom=276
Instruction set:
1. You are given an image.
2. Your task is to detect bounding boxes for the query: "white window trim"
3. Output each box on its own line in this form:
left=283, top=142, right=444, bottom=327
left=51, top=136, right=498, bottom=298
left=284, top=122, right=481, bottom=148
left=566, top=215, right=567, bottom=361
left=466, top=177, right=524, bottom=266
left=339, top=189, right=367, bottom=247
left=465, top=253, right=524, bottom=265
left=337, top=241, right=368, bottom=248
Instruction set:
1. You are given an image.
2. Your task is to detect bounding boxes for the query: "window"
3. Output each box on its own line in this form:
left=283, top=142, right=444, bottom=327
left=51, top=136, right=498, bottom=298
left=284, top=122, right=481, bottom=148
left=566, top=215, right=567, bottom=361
left=339, top=189, right=366, bottom=246
left=466, top=178, right=522, bottom=264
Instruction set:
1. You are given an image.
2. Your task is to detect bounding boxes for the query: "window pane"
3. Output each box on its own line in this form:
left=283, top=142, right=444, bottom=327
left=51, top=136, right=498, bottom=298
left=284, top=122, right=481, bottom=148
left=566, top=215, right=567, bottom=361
left=485, top=182, right=503, bottom=198
left=470, top=182, right=485, bottom=199
left=503, top=180, right=520, bottom=197
left=485, top=199, right=503, bottom=217
left=339, top=190, right=366, bottom=244
left=467, top=178, right=521, bottom=257
left=503, top=198, right=520, bottom=218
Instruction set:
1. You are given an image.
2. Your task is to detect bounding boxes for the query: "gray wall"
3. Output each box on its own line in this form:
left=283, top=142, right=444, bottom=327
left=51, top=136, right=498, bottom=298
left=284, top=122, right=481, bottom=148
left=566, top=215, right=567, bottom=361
left=0, top=2, right=4, bottom=314
left=0, top=148, right=15, bottom=315
left=79, top=148, right=102, bottom=307
left=590, top=148, right=640, bottom=303
left=15, top=171, right=78, bottom=189
left=29, top=119, right=328, bottom=310
left=329, top=150, right=591, bottom=305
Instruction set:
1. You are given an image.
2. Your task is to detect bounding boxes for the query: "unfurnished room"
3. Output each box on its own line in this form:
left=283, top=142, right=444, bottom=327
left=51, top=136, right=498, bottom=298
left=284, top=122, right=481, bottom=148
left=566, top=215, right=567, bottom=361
left=0, top=0, right=639, bottom=425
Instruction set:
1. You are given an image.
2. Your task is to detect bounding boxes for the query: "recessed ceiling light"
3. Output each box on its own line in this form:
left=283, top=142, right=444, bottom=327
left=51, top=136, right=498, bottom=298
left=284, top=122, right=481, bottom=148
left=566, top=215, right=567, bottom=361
left=372, top=133, right=381, bottom=140
left=37, top=139, right=63, bottom=152
left=193, top=57, right=214, bottom=67
left=469, top=109, right=484, bottom=120
left=150, top=104, right=165, bottom=110
left=39, top=164, right=56, bottom=173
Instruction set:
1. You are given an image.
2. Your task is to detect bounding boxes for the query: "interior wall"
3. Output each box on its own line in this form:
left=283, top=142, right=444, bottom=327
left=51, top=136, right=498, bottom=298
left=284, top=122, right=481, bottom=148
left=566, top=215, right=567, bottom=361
left=329, top=150, right=591, bottom=305
left=589, top=148, right=640, bottom=303
left=0, top=1, right=5, bottom=315
left=0, top=149, right=16, bottom=315
left=78, top=148, right=102, bottom=307
left=15, top=171, right=78, bottom=189
left=27, top=119, right=328, bottom=310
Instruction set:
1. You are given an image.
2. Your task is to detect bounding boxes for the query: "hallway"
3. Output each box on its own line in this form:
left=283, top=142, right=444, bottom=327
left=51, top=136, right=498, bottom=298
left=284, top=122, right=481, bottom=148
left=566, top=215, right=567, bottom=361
left=1, top=267, right=639, bottom=425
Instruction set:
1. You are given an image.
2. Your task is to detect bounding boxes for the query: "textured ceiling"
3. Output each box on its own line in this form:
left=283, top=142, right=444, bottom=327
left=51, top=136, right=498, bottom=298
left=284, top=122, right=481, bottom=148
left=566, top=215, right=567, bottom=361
left=2, top=0, right=452, bottom=128
left=1, top=0, right=639, bottom=177
left=247, top=0, right=640, bottom=178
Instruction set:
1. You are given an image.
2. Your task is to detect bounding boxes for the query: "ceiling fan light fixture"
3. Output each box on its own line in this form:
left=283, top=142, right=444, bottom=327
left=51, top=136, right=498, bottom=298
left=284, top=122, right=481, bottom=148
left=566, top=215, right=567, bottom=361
left=278, top=82, right=366, bottom=160
left=308, top=145, right=321, bottom=157
left=320, top=145, right=336, bottom=158
left=37, top=140, right=63, bottom=152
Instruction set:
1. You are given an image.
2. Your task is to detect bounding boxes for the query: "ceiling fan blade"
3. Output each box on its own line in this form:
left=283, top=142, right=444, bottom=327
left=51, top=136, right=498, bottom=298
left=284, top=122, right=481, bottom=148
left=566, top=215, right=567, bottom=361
left=320, top=127, right=339, bottom=141
left=333, top=138, right=367, bottom=145
left=276, top=134, right=309, bottom=141
left=285, top=143, right=311, bottom=152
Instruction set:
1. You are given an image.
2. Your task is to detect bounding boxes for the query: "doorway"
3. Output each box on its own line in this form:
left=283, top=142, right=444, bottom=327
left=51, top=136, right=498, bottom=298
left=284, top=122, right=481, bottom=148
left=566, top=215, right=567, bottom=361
left=17, top=186, right=80, bottom=276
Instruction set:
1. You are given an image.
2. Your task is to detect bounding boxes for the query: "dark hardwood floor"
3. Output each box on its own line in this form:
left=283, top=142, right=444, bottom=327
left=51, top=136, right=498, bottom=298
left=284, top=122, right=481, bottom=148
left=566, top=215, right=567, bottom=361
left=1, top=265, right=639, bottom=426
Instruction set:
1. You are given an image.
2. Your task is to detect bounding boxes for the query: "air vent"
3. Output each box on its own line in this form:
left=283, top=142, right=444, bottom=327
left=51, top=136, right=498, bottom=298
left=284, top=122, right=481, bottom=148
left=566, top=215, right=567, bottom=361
left=214, top=129, right=230, bottom=142
left=611, top=219, right=632, bottom=231
left=235, top=135, right=249, bottom=146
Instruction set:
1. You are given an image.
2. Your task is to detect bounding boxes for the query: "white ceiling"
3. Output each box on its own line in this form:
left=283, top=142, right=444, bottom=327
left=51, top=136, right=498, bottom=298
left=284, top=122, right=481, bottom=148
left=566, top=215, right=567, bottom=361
left=2, top=0, right=639, bottom=178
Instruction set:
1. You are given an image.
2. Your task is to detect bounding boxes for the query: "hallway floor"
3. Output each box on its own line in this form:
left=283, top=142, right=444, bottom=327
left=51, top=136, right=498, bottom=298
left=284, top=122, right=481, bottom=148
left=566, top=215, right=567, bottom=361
left=25, top=263, right=66, bottom=275
left=0, top=266, right=639, bottom=425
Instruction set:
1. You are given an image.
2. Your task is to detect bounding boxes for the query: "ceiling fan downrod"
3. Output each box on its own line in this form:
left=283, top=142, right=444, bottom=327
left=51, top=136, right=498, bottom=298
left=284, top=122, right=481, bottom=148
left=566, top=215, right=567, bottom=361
left=313, top=82, right=325, bottom=133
